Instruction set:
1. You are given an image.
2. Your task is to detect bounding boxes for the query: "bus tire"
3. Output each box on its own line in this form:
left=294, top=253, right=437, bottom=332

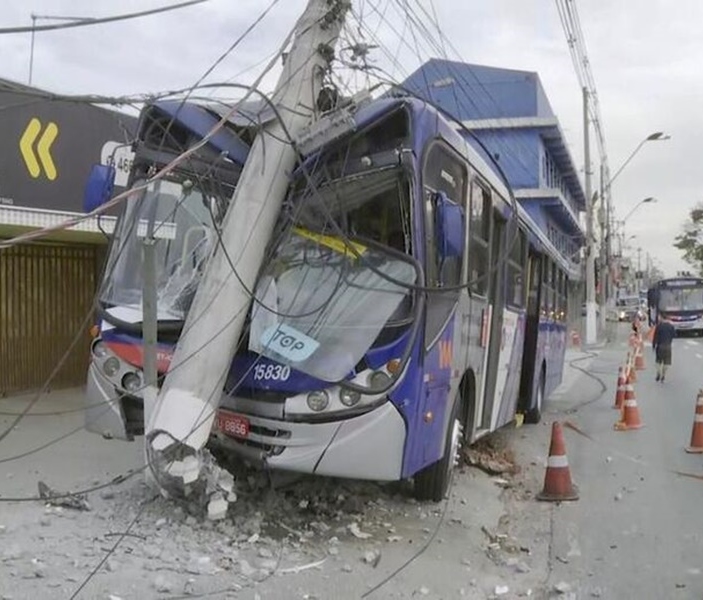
left=525, top=368, right=545, bottom=424
left=414, top=394, right=461, bottom=502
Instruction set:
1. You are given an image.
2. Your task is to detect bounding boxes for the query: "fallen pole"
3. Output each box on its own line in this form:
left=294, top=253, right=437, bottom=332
left=145, top=0, right=350, bottom=508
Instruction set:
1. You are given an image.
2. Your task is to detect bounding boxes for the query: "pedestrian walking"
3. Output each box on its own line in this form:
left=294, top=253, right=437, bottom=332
left=652, top=315, right=676, bottom=382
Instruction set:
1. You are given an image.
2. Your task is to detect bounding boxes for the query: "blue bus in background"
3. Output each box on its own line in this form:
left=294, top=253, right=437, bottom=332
left=648, top=277, right=703, bottom=334
left=86, top=94, right=571, bottom=501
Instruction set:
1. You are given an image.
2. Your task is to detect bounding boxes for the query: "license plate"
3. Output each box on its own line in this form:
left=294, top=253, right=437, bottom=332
left=216, top=410, right=250, bottom=439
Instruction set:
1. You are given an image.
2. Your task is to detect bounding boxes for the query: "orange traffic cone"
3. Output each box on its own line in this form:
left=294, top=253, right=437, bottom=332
left=685, top=390, right=703, bottom=453
left=615, top=383, right=643, bottom=431
left=537, top=422, right=579, bottom=502
left=614, top=366, right=626, bottom=410
left=627, top=353, right=637, bottom=383
left=634, top=337, right=646, bottom=371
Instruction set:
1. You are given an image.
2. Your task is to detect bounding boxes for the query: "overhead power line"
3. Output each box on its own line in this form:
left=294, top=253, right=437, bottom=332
left=555, top=0, right=611, bottom=184
left=0, top=0, right=209, bottom=35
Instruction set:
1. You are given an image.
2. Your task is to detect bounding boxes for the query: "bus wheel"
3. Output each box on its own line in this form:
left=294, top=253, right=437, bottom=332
left=525, top=369, right=545, bottom=424
left=414, top=395, right=461, bottom=502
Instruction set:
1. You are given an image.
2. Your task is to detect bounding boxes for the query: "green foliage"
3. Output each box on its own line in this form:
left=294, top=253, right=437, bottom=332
left=674, top=203, right=703, bottom=276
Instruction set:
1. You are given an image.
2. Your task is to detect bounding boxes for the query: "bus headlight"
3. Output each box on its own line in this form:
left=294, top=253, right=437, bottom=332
left=339, top=388, right=361, bottom=407
left=103, top=357, right=120, bottom=378
left=368, top=370, right=391, bottom=391
left=93, top=341, right=109, bottom=358
left=307, top=390, right=329, bottom=412
left=121, top=372, right=141, bottom=393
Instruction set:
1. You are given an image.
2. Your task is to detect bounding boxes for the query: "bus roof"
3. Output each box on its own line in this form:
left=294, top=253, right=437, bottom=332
left=653, top=277, right=703, bottom=288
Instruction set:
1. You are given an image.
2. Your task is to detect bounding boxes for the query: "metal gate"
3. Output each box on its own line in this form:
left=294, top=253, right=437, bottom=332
left=0, top=243, right=104, bottom=395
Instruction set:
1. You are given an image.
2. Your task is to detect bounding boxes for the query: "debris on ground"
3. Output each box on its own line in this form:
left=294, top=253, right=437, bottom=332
left=37, top=481, right=91, bottom=511
left=463, top=438, right=520, bottom=476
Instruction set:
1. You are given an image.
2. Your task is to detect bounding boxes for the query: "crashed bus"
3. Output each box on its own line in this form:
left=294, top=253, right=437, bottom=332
left=85, top=94, right=572, bottom=501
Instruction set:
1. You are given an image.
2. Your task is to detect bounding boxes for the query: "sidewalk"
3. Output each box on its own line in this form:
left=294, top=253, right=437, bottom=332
left=548, top=323, right=629, bottom=411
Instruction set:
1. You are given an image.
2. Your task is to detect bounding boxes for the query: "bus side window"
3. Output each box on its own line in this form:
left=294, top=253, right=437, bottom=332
left=507, top=230, right=526, bottom=308
left=422, top=143, right=467, bottom=347
left=422, top=144, right=467, bottom=288
left=541, top=257, right=553, bottom=317
left=468, top=182, right=490, bottom=296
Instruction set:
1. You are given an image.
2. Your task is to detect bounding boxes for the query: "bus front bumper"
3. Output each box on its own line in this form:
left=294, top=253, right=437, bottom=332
left=210, top=401, right=407, bottom=482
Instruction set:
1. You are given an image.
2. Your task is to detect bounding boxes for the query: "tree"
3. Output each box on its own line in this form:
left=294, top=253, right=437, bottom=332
left=673, top=203, right=703, bottom=276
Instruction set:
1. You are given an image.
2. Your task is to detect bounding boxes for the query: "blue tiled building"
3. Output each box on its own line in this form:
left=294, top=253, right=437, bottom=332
left=400, top=59, right=585, bottom=279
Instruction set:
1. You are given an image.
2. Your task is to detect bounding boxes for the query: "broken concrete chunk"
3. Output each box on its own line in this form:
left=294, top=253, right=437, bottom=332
left=207, top=494, right=229, bottom=521
left=348, top=523, right=372, bottom=539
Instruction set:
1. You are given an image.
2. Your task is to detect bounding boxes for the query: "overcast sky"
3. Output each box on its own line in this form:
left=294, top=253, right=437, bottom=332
left=1, top=0, right=699, bottom=277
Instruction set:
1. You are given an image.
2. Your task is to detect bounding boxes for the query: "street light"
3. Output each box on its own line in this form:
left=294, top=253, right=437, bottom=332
left=606, top=132, right=671, bottom=192
left=620, top=197, right=657, bottom=226
left=595, top=133, right=670, bottom=336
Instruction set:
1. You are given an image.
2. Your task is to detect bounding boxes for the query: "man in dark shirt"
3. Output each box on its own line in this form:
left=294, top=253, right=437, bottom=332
left=653, top=315, right=676, bottom=382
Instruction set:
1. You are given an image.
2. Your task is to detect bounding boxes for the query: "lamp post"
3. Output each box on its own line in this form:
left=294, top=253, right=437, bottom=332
left=598, top=133, right=669, bottom=334
left=621, top=196, right=656, bottom=224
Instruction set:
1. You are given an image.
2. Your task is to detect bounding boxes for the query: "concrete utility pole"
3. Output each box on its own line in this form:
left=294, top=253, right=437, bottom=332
left=583, top=87, right=597, bottom=345
left=597, top=164, right=608, bottom=334
left=146, top=0, right=349, bottom=495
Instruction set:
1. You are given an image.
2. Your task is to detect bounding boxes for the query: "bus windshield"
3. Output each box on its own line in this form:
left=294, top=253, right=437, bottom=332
left=100, top=178, right=223, bottom=325
left=248, top=168, right=416, bottom=382
left=659, top=287, right=703, bottom=311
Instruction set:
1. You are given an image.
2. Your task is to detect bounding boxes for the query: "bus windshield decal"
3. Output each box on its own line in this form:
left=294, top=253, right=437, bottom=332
left=292, top=226, right=367, bottom=259
left=260, top=323, right=320, bottom=363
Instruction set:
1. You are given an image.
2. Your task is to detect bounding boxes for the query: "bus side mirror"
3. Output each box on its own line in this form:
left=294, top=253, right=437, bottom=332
left=83, top=164, right=116, bottom=213
left=435, top=191, right=464, bottom=259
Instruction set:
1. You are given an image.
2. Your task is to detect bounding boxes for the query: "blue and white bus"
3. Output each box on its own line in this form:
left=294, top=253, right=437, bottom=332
left=86, top=95, right=572, bottom=500
left=648, top=277, right=703, bottom=335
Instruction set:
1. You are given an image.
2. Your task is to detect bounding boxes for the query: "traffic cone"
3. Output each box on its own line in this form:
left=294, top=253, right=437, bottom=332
left=684, top=390, right=703, bottom=453
left=634, top=337, right=646, bottom=371
left=614, top=366, right=626, bottom=410
left=537, top=422, right=579, bottom=502
left=627, top=352, right=637, bottom=383
left=615, top=383, right=644, bottom=431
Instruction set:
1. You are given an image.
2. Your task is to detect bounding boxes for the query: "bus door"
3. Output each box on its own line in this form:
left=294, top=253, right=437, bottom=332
left=518, top=251, right=542, bottom=410
left=479, top=208, right=507, bottom=430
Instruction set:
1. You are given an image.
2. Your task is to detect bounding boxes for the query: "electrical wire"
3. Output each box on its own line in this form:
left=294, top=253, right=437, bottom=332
left=0, top=0, right=209, bottom=35
left=361, top=468, right=456, bottom=598
left=0, top=1, right=333, bottom=251
left=0, top=2, right=350, bottom=473
left=68, top=494, right=158, bottom=599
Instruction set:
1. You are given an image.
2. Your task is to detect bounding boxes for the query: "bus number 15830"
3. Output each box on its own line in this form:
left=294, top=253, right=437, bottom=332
left=253, top=364, right=291, bottom=381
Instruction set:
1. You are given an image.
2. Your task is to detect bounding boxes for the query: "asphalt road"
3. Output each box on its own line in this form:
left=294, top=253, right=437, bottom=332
left=540, top=325, right=703, bottom=599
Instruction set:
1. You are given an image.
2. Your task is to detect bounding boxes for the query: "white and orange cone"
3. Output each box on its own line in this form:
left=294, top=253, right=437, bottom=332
left=685, top=390, right=703, bottom=454
left=614, top=366, right=626, bottom=410
left=537, top=422, right=579, bottom=502
left=634, top=336, right=646, bottom=371
left=615, top=383, right=644, bottom=431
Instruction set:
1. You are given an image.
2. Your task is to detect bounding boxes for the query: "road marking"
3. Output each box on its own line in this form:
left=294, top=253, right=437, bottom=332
left=685, top=340, right=698, bottom=347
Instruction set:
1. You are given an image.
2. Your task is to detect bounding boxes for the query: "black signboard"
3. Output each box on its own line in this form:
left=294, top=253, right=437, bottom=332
left=0, top=82, right=136, bottom=214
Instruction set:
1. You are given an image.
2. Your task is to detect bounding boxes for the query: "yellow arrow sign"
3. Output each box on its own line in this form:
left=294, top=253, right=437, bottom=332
left=19, top=117, right=59, bottom=181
